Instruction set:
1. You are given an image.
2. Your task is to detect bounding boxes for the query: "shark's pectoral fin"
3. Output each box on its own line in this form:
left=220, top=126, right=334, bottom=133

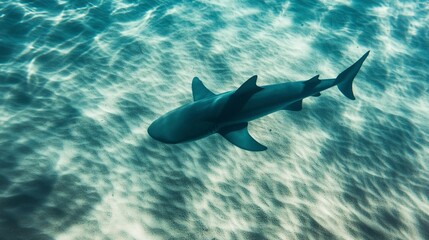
left=219, top=123, right=267, bottom=151
left=192, top=77, right=216, bottom=101
left=284, top=100, right=303, bottom=111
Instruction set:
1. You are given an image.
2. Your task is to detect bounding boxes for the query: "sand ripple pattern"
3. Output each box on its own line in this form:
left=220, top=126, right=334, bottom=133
left=1, top=0, right=428, bottom=239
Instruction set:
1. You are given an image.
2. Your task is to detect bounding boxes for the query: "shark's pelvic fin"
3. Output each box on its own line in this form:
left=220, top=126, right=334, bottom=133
left=219, top=123, right=267, bottom=151
left=219, top=75, right=263, bottom=119
left=335, top=51, right=370, bottom=100
left=192, top=77, right=216, bottom=101
left=284, top=100, right=303, bottom=111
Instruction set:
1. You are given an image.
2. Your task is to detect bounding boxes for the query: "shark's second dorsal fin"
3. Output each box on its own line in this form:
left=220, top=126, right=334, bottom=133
left=304, top=74, right=320, bottom=87
left=308, top=74, right=320, bottom=82
left=192, top=77, right=216, bottom=101
left=303, top=74, right=321, bottom=92
left=219, top=75, right=263, bottom=119
left=219, top=122, right=267, bottom=151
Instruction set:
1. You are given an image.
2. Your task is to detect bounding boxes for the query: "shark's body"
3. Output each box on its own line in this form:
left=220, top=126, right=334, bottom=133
left=148, top=51, right=369, bottom=151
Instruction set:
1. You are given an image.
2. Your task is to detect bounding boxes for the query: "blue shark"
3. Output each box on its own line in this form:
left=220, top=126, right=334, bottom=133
left=148, top=51, right=369, bottom=151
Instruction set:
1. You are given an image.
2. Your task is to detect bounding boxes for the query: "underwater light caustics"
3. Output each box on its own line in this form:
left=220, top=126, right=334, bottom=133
left=148, top=51, right=370, bottom=151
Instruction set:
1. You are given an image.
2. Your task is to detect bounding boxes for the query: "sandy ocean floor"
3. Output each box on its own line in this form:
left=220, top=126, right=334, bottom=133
left=1, top=0, right=428, bottom=239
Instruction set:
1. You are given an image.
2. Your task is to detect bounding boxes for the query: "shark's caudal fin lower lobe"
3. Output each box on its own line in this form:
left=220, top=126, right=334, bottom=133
left=335, top=51, right=370, bottom=100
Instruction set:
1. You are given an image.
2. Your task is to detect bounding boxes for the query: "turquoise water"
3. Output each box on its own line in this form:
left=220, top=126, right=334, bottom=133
left=1, top=1, right=428, bottom=239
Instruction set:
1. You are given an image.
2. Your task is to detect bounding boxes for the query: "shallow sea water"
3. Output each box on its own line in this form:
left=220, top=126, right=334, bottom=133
left=1, top=0, right=429, bottom=239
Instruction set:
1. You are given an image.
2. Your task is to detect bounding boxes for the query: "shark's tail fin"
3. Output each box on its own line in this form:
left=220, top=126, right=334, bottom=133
left=335, top=51, right=370, bottom=100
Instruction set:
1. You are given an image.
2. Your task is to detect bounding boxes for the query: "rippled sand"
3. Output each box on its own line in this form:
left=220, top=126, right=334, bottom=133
left=1, top=1, right=428, bottom=239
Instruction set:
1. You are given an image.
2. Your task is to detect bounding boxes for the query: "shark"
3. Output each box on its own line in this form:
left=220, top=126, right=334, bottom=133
left=148, top=51, right=369, bottom=151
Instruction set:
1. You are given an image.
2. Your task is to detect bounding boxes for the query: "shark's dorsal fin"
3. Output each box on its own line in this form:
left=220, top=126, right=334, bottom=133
left=219, top=75, right=263, bottom=119
left=284, top=100, right=303, bottom=111
left=192, top=77, right=216, bottom=101
left=219, top=122, right=267, bottom=151
left=234, top=75, right=262, bottom=95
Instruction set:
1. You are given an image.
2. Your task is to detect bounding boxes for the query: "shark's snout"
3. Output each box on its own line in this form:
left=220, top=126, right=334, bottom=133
left=147, top=118, right=181, bottom=144
left=147, top=120, right=169, bottom=143
left=147, top=121, right=158, bottom=139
